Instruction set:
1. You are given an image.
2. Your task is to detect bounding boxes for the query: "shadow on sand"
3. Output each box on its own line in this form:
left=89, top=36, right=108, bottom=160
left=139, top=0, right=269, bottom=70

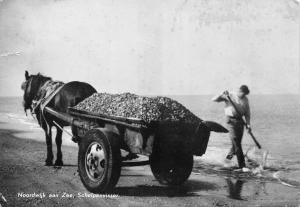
left=113, top=179, right=217, bottom=197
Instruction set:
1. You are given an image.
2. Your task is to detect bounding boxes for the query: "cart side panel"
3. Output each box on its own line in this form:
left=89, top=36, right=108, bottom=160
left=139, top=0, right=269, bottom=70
left=153, top=121, right=196, bottom=155
left=69, top=107, right=157, bottom=155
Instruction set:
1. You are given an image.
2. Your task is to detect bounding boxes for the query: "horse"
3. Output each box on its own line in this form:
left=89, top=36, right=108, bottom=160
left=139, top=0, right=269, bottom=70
left=21, top=71, right=97, bottom=166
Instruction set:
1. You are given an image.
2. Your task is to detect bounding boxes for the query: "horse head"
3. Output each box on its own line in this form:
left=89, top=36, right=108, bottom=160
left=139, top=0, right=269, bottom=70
left=21, top=70, right=52, bottom=115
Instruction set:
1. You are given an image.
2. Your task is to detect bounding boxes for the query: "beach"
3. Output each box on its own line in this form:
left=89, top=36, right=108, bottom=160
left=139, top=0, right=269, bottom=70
left=0, top=96, right=300, bottom=207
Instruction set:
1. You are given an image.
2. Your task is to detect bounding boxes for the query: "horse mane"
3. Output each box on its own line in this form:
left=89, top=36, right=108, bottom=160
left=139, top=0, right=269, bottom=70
left=35, top=73, right=52, bottom=82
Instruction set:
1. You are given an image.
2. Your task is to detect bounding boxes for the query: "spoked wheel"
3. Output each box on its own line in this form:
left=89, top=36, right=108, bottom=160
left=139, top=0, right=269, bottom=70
left=149, top=146, right=193, bottom=186
left=78, top=128, right=121, bottom=193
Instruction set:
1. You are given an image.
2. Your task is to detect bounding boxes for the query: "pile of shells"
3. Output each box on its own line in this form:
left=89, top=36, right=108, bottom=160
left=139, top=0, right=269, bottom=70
left=74, top=93, right=201, bottom=124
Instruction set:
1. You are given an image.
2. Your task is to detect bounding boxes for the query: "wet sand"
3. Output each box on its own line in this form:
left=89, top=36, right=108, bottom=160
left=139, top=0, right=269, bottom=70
left=0, top=123, right=299, bottom=206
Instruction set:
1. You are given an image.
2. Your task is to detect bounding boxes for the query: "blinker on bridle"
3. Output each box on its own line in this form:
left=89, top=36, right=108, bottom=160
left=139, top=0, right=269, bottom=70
left=23, top=77, right=34, bottom=117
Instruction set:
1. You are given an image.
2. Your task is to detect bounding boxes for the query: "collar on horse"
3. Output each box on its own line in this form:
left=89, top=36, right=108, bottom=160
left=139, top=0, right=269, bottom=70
left=31, top=80, right=64, bottom=134
left=31, top=80, right=64, bottom=114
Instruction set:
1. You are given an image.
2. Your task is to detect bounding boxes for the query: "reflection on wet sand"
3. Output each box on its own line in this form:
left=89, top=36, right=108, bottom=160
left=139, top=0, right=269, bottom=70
left=225, top=178, right=269, bottom=201
left=226, top=178, right=244, bottom=200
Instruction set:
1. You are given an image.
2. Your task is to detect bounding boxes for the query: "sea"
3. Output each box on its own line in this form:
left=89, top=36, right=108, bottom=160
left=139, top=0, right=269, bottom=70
left=1, top=95, right=300, bottom=190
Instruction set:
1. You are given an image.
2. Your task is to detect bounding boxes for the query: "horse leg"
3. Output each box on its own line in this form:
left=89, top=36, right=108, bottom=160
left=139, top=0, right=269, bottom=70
left=54, top=127, right=63, bottom=166
left=45, top=128, right=53, bottom=166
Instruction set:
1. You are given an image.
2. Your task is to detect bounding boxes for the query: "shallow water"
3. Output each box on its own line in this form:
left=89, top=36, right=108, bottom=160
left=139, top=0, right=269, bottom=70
left=172, top=94, right=300, bottom=191
left=0, top=97, right=76, bottom=147
left=1, top=95, right=300, bottom=192
left=172, top=95, right=300, bottom=162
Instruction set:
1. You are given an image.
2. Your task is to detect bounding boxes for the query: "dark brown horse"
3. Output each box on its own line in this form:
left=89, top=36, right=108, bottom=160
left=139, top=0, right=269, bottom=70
left=21, top=71, right=97, bottom=166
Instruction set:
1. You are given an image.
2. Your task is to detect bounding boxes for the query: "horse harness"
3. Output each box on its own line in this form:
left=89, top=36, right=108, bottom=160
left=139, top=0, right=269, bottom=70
left=31, top=80, right=65, bottom=133
left=31, top=80, right=64, bottom=112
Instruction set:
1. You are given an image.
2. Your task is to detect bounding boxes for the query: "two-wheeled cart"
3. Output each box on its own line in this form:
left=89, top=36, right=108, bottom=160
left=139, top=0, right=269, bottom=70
left=44, top=105, right=227, bottom=193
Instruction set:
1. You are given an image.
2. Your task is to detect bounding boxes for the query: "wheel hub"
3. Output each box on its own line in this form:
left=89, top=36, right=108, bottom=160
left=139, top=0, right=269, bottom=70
left=85, top=142, right=106, bottom=182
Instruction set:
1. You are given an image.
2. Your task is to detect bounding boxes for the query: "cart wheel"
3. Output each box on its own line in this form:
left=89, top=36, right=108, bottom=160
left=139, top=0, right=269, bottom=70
left=149, top=147, right=193, bottom=186
left=78, top=128, right=121, bottom=193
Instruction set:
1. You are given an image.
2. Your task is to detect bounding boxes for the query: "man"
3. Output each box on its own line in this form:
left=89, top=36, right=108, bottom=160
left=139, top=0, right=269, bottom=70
left=212, top=85, right=251, bottom=169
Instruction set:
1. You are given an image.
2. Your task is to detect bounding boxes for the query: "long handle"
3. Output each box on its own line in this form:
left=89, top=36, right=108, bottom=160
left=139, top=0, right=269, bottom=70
left=248, top=130, right=261, bottom=149
left=226, top=93, right=262, bottom=149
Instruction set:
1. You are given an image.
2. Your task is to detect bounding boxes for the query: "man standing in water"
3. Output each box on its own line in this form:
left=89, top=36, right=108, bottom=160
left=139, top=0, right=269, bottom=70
left=212, top=85, right=251, bottom=169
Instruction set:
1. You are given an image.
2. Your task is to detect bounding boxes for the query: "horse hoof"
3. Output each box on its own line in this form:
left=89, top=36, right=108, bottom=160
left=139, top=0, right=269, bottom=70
left=54, top=160, right=63, bottom=166
left=45, top=161, right=53, bottom=166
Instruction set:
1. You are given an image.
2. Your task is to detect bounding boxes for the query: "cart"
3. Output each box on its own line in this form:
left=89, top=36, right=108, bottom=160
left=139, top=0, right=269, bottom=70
left=44, top=105, right=227, bottom=193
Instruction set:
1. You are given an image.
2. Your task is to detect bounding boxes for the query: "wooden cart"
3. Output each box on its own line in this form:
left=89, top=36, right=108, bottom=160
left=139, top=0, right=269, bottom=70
left=44, top=106, right=227, bottom=193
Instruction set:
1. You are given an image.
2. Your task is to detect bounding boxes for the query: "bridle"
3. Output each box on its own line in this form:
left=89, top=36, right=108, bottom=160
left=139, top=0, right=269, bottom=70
left=23, top=77, right=33, bottom=116
left=23, top=75, right=44, bottom=117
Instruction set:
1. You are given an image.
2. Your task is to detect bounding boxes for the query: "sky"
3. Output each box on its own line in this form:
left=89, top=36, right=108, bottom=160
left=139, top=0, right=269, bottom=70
left=0, top=0, right=299, bottom=96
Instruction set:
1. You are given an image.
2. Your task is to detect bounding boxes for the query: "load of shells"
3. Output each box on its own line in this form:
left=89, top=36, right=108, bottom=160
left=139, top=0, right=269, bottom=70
left=74, top=92, right=201, bottom=124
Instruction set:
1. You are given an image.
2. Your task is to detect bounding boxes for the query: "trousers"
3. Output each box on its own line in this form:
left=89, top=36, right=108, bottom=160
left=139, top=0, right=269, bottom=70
left=226, top=116, right=245, bottom=168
